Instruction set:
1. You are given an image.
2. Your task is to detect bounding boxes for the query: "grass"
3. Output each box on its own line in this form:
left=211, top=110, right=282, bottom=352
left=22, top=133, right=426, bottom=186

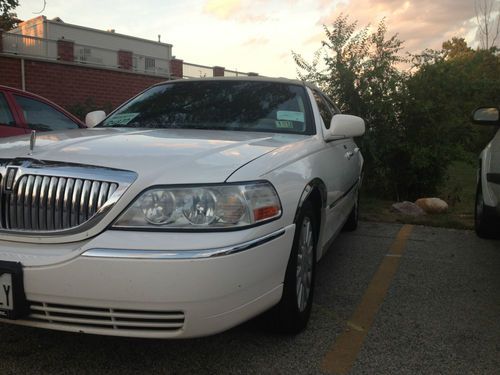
left=360, top=159, right=477, bottom=230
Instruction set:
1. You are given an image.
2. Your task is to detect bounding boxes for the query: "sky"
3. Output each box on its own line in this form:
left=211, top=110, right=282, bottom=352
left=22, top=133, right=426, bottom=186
left=14, top=0, right=492, bottom=78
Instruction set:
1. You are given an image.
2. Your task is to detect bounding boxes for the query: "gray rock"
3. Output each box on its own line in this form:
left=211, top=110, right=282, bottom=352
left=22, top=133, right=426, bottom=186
left=391, top=201, right=426, bottom=216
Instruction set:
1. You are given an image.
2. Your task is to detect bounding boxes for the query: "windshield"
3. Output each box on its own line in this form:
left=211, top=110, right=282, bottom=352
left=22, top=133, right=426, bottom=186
left=101, top=80, right=314, bottom=135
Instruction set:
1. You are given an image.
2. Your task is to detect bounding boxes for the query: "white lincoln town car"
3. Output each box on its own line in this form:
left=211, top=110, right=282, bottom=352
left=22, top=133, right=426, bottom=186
left=0, top=78, right=364, bottom=338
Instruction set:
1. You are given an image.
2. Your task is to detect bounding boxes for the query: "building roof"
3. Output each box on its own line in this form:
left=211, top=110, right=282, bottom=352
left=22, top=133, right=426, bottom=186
left=18, top=15, right=173, bottom=48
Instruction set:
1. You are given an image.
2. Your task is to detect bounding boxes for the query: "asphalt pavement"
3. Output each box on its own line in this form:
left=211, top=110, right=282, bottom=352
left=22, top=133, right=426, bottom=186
left=0, top=222, right=498, bottom=374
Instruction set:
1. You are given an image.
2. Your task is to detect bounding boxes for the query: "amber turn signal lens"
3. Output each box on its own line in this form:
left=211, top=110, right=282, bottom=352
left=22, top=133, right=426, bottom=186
left=253, top=205, right=280, bottom=222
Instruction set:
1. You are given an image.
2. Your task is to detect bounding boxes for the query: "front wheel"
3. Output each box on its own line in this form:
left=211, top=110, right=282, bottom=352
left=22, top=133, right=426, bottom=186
left=266, top=201, right=317, bottom=334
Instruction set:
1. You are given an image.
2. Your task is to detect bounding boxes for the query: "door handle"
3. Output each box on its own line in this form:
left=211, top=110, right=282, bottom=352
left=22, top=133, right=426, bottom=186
left=353, top=147, right=360, bottom=154
left=345, top=151, right=354, bottom=160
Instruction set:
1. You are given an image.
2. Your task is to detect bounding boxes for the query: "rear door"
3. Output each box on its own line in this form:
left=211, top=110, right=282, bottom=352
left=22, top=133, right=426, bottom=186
left=0, top=92, right=27, bottom=137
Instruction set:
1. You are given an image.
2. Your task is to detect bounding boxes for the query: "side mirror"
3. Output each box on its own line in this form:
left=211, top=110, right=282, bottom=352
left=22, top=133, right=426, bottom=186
left=324, top=114, right=365, bottom=141
left=471, top=107, right=500, bottom=125
left=85, top=110, right=106, bottom=128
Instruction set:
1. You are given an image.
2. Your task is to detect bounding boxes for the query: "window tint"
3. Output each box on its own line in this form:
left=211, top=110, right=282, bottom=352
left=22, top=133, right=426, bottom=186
left=101, top=81, right=315, bottom=135
left=0, top=93, right=15, bottom=126
left=14, top=95, right=80, bottom=131
left=313, top=91, right=333, bottom=128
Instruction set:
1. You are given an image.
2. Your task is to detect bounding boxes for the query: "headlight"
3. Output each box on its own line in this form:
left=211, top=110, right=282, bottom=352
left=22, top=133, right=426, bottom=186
left=113, top=181, right=281, bottom=229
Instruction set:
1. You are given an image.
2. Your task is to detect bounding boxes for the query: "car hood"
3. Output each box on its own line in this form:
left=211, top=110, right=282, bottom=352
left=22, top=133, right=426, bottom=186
left=0, top=128, right=306, bottom=183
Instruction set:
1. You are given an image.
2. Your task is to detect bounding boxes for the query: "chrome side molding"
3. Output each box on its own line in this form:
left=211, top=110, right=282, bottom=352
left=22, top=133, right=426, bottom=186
left=82, top=228, right=286, bottom=259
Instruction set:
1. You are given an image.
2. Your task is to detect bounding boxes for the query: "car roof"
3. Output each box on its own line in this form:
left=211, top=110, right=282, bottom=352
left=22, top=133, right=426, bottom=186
left=153, top=76, right=322, bottom=92
left=0, top=85, right=84, bottom=126
left=0, top=84, right=59, bottom=102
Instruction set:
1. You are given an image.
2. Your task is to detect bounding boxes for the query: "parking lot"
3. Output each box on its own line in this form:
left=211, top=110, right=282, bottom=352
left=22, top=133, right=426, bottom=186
left=0, top=221, right=499, bottom=374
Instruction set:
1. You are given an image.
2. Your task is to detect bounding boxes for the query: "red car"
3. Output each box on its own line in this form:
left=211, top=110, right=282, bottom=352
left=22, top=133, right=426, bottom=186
left=0, top=85, right=85, bottom=137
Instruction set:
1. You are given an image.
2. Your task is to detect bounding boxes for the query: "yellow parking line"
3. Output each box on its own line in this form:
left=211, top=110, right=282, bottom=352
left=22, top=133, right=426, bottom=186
left=321, top=224, right=414, bottom=374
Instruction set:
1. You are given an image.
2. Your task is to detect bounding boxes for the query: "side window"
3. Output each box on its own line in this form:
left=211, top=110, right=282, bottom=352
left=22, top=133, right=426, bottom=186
left=313, top=91, right=333, bottom=128
left=14, top=95, right=80, bottom=131
left=321, top=94, right=340, bottom=115
left=0, top=93, right=15, bottom=126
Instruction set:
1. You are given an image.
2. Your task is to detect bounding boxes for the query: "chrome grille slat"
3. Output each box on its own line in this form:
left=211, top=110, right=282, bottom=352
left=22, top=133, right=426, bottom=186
left=108, top=183, right=118, bottom=199
left=54, top=177, right=66, bottom=230
left=38, top=176, right=50, bottom=230
left=79, top=180, right=92, bottom=225
left=46, top=177, right=58, bottom=231
left=88, top=181, right=100, bottom=218
left=31, top=175, right=42, bottom=230
left=97, top=182, right=109, bottom=208
left=8, top=177, right=17, bottom=229
left=16, top=177, right=26, bottom=229
left=62, top=178, right=74, bottom=229
left=18, top=179, right=24, bottom=229
left=23, top=175, right=35, bottom=230
left=71, top=179, right=82, bottom=227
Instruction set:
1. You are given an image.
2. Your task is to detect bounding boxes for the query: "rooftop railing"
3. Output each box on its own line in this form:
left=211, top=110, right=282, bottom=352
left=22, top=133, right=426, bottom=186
left=0, top=32, right=256, bottom=79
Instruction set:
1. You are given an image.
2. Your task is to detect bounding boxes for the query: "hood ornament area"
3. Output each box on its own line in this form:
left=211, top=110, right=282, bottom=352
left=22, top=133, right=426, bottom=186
left=28, top=130, right=36, bottom=156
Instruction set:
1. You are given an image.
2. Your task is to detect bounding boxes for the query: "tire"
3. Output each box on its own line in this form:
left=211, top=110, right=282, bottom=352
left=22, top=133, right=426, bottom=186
left=475, top=182, right=496, bottom=238
left=266, top=201, right=317, bottom=334
left=343, top=190, right=359, bottom=231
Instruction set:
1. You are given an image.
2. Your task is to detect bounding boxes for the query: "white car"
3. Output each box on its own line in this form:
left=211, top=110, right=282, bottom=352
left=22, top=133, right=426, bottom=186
left=0, top=77, right=364, bottom=338
left=473, top=106, right=500, bottom=238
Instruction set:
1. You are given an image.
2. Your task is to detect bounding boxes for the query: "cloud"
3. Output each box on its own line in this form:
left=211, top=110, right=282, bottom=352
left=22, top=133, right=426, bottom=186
left=203, top=0, right=243, bottom=19
left=317, top=0, right=478, bottom=53
left=203, top=0, right=268, bottom=22
left=242, top=36, right=270, bottom=47
left=304, top=31, right=325, bottom=46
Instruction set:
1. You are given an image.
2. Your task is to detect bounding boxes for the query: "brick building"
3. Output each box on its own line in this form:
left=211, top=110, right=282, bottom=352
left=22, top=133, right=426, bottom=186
left=0, top=16, right=256, bottom=117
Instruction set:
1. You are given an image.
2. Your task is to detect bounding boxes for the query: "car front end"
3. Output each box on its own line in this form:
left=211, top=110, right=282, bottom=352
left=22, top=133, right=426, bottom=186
left=0, top=126, right=305, bottom=338
left=0, top=77, right=359, bottom=338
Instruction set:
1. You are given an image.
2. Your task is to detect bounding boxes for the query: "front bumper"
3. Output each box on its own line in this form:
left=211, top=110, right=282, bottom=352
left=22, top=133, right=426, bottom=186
left=0, top=225, right=295, bottom=338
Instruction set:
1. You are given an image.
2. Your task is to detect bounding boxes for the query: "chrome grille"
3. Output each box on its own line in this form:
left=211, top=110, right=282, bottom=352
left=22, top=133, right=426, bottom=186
left=28, top=301, right=185, bottom=332
left=6, top=175, right=118, bottom=231
left=0, top=159, right=137, bottom=235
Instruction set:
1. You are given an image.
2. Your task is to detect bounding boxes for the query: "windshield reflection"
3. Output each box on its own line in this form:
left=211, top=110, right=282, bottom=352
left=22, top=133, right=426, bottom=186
left=101, top=80, right=314, bottom=135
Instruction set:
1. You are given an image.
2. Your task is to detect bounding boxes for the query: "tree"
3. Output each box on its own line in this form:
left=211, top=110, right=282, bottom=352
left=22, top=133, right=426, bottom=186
left=407, top=43, right=500, bottom=154
left=293, top=16, right=416, bottom=199
left=0, top=0, right=19, bottom=30
left=442, top=37, right=473, bottom=60
left=294, top=16, right=500, bottom=200
left=475, top=0, right=500, bottom=49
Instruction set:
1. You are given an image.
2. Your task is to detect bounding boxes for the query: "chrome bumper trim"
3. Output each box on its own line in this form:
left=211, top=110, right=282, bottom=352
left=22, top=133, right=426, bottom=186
left=81, top=228, right=286, bottom=260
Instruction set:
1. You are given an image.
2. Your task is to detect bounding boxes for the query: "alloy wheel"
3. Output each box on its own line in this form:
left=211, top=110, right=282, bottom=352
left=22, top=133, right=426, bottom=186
left=296, top=217, right=314, bottom=312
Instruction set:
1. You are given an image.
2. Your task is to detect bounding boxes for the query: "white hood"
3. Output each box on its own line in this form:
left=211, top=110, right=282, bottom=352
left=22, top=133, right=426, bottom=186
left=0, top=128, right=305, bottom=184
